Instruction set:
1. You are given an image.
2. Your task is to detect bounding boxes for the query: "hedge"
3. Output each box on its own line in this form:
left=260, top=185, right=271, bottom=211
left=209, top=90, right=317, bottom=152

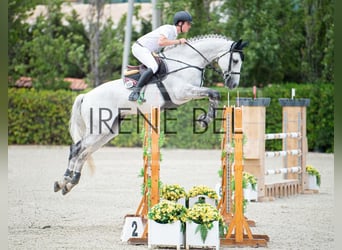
left=8, top=83, right=334, bottom=152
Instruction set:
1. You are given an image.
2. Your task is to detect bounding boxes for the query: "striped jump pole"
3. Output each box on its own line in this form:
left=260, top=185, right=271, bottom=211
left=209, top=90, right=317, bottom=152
left=265, top=132, right=301, bottom=140
left=265, top=166, right=301, bottom=175
left=265, top=149, right=301, bottom=158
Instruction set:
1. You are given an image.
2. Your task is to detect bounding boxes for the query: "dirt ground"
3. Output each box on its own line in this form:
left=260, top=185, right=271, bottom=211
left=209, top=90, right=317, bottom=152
left=8, top=146, right=334, bottom=249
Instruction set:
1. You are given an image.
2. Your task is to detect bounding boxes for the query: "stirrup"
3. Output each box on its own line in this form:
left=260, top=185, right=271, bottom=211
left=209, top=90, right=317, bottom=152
left=128, top=91, right=140, bottom=101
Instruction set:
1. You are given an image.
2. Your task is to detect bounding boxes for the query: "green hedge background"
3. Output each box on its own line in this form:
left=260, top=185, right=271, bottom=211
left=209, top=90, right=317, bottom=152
left=8, top=83, right=333, bottom=152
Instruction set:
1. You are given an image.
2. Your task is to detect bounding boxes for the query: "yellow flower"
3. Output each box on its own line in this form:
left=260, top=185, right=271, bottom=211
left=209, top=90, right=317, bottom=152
left=187, top=203, right=222, bottom=226
left=188, top=185, right=218, bottom=200
left=148, top=200, right=187, bottom=224
left=160, top=184, right=187, bottom=201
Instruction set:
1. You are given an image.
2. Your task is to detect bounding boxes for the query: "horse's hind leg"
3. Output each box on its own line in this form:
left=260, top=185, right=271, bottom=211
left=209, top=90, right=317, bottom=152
left=54, top=141, right=82, bottom=192
left=61, top=133, right=115, bottom=195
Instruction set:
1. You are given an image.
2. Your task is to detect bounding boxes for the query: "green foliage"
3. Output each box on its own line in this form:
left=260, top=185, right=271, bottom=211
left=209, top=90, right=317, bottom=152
left=196, top=223, right=209, bottom=244
left=8, top=84, right=333, bottom=152
left=9, top=0, right=90, bottom=88
left=9, top=0, right=333, bottom=88
left=218, top=0, right=333, bottom=85
left=8, top=88, right=76, bottom=145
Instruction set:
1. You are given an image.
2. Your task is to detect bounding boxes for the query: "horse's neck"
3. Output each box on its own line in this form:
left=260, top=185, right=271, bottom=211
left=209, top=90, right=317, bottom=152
left=163, top=37, right=232, bottom=68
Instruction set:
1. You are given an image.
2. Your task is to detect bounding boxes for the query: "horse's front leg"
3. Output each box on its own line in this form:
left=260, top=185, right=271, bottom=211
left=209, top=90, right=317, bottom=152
left=196, top=88, right=220, bottom=128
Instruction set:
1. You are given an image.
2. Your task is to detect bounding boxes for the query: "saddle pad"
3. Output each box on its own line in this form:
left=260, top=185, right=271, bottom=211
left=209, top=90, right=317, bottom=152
left=123, top=77, right=137, bottom=88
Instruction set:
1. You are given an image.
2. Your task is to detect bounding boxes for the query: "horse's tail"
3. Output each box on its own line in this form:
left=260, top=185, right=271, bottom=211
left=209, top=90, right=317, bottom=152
left=69, top=94, right=96, bottom=174
left=69, top=94, right=86, bottom=143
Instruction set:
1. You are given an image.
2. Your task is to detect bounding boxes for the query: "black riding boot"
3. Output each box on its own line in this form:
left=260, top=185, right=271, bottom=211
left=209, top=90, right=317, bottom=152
left=128, top=68, right=154, bottom=101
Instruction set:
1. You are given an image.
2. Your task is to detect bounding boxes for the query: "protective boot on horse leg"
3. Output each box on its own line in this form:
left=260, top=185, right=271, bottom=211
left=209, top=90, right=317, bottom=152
left=61, top=145, right=89, bottom=195
left=61, top=132, right=117, bottom=195
left=128, top=68, right=154, bottom=101
left=54, top=141, right=82, bottom=192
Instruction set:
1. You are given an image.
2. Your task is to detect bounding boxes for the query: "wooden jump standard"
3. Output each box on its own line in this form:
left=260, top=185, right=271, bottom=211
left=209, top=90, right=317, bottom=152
left=127, top=107, right=160, bottom=245
left=219, top=106, right=269, bottom=247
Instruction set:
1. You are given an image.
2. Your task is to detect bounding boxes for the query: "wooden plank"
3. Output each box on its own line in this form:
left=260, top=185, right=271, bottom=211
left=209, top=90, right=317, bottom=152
left=150, top=107, right=160, bottom=207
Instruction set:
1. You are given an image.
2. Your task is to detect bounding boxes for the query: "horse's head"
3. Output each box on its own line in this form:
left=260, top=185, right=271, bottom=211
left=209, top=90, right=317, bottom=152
left=217, top=39, right=248, bottom=89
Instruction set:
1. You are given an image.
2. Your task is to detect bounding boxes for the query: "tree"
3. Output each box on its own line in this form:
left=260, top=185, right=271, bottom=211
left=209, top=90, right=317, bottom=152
left=302, top=0, right=334, bottom=83
left=221, top=0, right=334, bottom=85
left=8, top=0, right=40, bottom=83
left=88, top=0, right=106, bottom=87
left=8, top=0, right=90, bottom=89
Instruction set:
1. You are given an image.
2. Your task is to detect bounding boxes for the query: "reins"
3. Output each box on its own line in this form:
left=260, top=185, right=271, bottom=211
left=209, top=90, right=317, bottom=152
left=156, top=39, right=244, bottom=86
left=184, top=42, right=223, bottom=75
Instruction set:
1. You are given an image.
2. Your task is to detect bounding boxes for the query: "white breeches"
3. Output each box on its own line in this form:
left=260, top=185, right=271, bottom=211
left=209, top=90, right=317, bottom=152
left=132, top=43, right=159, bottom=73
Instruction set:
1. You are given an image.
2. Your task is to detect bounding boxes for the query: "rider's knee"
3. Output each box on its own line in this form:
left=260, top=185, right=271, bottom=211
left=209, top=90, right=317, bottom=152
left=150, top=64, right=159, bottom=74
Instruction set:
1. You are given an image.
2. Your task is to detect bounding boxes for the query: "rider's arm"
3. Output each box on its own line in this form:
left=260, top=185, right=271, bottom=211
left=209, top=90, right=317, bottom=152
left=158, top=35, right=186, bottom=46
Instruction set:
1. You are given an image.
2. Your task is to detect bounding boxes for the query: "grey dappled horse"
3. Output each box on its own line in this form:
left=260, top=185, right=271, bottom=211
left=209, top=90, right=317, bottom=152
left=54, top=34, right=248, bottom=195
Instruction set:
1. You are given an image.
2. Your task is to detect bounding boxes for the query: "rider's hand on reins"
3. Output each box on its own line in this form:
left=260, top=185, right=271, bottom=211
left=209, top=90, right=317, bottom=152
left=178, top=38, right=187, bottom=45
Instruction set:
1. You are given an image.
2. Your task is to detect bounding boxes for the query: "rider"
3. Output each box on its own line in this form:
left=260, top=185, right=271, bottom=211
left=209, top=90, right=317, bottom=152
left=128, top=11, right=192, bottom=101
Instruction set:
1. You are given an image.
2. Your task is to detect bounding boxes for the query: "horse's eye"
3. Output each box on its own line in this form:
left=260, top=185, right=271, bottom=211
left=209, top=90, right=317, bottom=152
left=233, top=59, right=239, bottom=64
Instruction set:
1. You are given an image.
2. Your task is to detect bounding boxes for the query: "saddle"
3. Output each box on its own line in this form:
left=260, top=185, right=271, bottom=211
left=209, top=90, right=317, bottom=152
left=123, top=55, right=168, bottom=88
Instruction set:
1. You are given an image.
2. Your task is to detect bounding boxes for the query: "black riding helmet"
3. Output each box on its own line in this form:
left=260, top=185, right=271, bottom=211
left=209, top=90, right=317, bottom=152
left=173, top=11, right=193, bottom=25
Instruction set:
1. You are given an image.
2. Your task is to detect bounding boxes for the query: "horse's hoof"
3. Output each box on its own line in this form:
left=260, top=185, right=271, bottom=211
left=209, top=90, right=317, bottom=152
left=196, top=114, right=209, bottom=128
left=61, top=188, right=68, bottom=195
left=62, top=186, right=70, bottom=195
left=54, top=181, right=61, bottom=192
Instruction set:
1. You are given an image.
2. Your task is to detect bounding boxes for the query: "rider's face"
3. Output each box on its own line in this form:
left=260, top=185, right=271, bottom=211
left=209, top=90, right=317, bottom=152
left=182, top=21, right=192, bottom=33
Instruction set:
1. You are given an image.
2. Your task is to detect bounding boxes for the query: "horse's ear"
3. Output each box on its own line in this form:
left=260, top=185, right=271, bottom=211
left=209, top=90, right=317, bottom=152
left=235, top=39, right=248, bottom=50
left=240, top=41, right=249, bottom=49
left=234, top=39, right=242, bottom=49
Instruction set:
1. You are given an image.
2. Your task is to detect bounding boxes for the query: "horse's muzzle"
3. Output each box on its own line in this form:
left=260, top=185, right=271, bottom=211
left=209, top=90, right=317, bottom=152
left=224, top=72, right=239, bottom=89
left=224, top=77, right=237, bottom=89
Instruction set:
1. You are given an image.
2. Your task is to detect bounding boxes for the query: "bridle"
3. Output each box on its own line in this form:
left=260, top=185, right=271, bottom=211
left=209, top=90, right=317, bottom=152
left=158, top=41, right=244, bottom=86
left=184, top=41, right=244, bottom=81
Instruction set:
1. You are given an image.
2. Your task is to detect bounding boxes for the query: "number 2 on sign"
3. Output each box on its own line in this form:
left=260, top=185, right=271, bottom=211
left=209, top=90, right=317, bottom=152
left=131, top=221, right=138, bottom=237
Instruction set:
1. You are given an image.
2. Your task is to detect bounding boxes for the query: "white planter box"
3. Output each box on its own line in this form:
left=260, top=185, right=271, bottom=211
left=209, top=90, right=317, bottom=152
left=185, top=221, right=220, bottom=250
left=188, top=195, right=216, bottom=208
left=307, top=174, right=319, bottom=190
left=244, top=183, right=258, bottom=201
left=177, top=197, right=187, bottom=207
left=148, top=220, right=184, bottom=249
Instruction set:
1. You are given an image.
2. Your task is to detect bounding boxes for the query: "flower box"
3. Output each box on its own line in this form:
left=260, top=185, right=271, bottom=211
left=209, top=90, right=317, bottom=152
left=176, top=197, right=187, bottom=207
left=185, top=221, right=220, bottom=250
left=187, top=185, right=218, bottom=208
left=188, top=195, right=216, bottom=208
left=244, top=183, right=258, bottom=201
left=307, top=174, right=319, bottom=190
left=305, top=165, right=320, bottom=191
left=148, top=220, right=184, bottom=249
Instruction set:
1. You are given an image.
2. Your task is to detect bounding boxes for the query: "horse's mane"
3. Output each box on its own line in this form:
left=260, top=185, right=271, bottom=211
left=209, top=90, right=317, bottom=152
left=187, top=34, right=232, bottom=43
left=163, top=34, right=232, bottom=52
